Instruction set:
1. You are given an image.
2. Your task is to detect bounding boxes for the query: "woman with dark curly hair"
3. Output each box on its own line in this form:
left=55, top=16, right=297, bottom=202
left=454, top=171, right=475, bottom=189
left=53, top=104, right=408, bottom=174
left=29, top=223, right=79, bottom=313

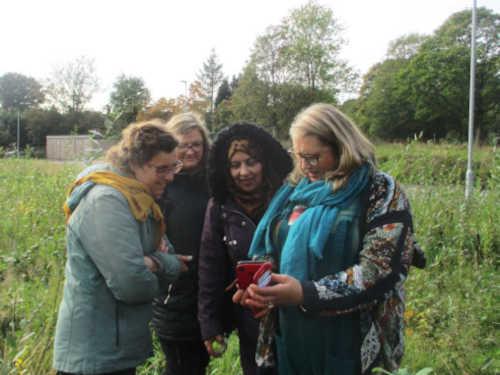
left=198, top=123, right=293, bottom=375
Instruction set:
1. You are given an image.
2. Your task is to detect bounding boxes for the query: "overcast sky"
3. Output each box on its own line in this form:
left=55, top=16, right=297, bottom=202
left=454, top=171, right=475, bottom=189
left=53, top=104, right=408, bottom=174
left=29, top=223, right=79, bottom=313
left=1, top=0, right=499, bottom=110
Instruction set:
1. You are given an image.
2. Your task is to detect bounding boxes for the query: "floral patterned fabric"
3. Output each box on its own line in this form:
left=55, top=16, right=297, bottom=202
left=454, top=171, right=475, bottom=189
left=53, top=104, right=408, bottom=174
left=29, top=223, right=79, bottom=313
left=255, top=171, right=424, bottom=373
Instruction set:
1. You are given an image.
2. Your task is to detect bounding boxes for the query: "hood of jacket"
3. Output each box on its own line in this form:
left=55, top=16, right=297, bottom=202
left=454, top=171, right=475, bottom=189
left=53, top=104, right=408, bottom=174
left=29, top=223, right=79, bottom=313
left=207, top=122, right=293, bottom=204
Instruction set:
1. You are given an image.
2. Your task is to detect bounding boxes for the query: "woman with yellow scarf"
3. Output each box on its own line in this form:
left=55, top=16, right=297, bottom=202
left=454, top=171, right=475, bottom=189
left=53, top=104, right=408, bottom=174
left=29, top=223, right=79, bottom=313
left=54, top=120, right=187, bottom=375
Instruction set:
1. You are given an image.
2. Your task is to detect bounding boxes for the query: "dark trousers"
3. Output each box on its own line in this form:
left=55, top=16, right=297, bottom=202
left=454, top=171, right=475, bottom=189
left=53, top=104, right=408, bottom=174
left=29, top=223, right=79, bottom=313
left=238, top=328, right=258, bottom=375
left=160, top=339, right=209, bottom=375
left=57, top=369, right=135, bottom=375
left=256, top=367, right=278, bottom=375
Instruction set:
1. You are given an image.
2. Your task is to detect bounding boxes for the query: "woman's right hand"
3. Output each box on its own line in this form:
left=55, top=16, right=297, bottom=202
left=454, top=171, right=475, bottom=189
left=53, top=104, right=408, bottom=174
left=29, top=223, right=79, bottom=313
left=144, top=254, right=190, bottom=273
left=232, top=287, right=273, bottom=319
left=246, top=273, right=304, bottom=306
left=204, top=335, right=227, bottom=357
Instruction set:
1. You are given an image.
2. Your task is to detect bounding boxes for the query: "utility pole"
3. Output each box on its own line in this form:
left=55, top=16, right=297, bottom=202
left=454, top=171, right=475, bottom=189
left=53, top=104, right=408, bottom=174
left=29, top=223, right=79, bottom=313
left=465, top=0, right=477, bottom=199
left=16, top=110, right=20, bottom=157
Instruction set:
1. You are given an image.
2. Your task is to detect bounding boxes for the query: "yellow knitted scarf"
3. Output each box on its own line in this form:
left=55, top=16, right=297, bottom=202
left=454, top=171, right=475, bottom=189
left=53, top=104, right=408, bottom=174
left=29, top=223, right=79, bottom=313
left=63, top=170, right=165, bottom=247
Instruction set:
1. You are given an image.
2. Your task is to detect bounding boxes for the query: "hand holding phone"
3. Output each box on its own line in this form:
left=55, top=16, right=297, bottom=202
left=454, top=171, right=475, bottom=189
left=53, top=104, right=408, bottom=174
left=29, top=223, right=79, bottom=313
left=252, top=262, right=272, bottom=287
left=236, top=260, right=272, bottom=289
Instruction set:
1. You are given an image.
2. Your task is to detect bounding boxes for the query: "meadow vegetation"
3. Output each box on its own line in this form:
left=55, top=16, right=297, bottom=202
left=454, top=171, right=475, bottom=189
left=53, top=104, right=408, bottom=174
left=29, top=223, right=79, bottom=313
left=0, top=142, right=498, bottom=374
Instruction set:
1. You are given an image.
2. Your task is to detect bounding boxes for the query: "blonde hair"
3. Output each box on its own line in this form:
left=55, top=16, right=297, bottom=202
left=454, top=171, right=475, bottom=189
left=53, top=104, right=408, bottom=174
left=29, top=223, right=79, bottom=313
left=106, top=118, right=177, bottom=174
left=164, top=112, right=210, bottom=167
left=289, top=103, right=375, bottom=188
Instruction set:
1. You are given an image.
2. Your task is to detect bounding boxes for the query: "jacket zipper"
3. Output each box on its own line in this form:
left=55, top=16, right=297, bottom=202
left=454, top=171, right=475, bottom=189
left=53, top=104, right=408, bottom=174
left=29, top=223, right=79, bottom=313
left=164, top=284, right=174, bottom=304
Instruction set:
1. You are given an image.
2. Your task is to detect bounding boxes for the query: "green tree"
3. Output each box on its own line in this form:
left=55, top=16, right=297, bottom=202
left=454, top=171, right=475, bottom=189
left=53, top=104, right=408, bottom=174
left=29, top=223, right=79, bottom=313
left=46, top=56, right=99, bottom=113
left=230, top=63, right=334, bottom=138
left=23, top=108, right=64, bottom=146
left=196, top=48, right=224, bottom=130
left=386, top=33, right=428, bottom=60
left=213, top=99, right=234, bottom=131
left=356, top=60, right=419, bottom=140
left=0, top=110, right=20, bottom=147
left=402, top=7, right=499, bottom=140
left=109, top=75, right=151, bottom=126
left=214, top=79, right=232, bottom=108
left=282, top=1, right=358, bottom=94
left=61, top=110, right=105, bottom=135
left=0, top=73, right=44, bottom=111
left=356, top=7, right=499, bottom=141
left=213, top=76, right=240, bottom=130
left=230, top=64, right=272, bottom=129
left=251, top=25, right=291, bottom=86
left=228, top=1, right=350, bottom=138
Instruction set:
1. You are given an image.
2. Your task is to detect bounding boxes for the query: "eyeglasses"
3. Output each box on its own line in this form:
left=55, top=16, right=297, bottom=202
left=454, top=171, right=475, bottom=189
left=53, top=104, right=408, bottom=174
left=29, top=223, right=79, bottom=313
left=178, top=141, right=203, bottom=151
left=288, top=149, right=320, bottom=167
left=148, top=160, right=183, bottom=176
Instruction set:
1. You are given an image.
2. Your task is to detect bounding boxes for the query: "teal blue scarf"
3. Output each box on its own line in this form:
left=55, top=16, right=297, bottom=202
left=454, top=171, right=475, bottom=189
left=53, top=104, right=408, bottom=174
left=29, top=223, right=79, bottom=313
left=249, top=164, right=371, bottom=281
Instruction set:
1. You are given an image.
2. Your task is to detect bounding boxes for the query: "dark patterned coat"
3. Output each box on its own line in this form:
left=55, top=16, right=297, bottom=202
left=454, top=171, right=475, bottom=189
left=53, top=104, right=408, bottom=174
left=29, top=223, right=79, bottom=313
left=256, top=172, right=425, bottom=374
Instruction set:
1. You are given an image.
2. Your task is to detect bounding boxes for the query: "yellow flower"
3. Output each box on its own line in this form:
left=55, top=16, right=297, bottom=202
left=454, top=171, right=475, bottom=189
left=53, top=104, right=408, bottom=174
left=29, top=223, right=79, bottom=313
left=15, top=357, right=24, bottom=369
left=404, top=309, right=415, bottom=322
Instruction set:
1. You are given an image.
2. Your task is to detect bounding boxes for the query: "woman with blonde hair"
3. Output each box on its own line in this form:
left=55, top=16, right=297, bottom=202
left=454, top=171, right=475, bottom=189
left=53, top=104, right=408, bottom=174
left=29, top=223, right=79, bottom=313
left=151, top=112, right=212, bottom=375
left=54, top=119, right=187, bottom=375
left=235, top=103, right=425, bottom=374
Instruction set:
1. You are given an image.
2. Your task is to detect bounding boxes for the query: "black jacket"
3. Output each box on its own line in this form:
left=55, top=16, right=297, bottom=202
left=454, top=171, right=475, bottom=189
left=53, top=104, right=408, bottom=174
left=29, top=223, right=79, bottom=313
left=198, top=198, right=259, bottom=341
left=152, top=170, right=209, bottom=340
left=198, top=123, right=293, bottom=341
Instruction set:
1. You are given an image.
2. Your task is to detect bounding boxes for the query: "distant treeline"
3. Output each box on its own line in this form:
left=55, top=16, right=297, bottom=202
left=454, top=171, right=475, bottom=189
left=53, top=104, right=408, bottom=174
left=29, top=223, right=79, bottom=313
left=0, top=3, right=498, bottom=154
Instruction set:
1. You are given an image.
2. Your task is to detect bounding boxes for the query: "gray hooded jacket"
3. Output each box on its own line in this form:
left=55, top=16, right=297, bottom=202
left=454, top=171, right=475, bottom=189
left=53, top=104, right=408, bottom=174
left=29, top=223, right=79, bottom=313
left=53, top=164, right=181, bottom=374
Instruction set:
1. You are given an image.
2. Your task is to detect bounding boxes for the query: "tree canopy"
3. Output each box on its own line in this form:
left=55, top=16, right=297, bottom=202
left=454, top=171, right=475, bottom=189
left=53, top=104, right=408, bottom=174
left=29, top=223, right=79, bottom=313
left=223, top=1, right=346, bottom=137
left=354, top=7, right=499, bottom=142
left=196, top=48, right=224, bottom=130
left=46, top=56, right=99, bottom=113
left=0, top=73, right=44, bottom=111
left=109, top=75, right=151, bottom=126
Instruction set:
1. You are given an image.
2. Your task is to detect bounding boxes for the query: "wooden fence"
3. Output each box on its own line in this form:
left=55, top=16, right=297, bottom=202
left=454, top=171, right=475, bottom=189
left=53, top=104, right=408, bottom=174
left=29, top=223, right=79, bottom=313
left=46, top=135, right=114, bottom=161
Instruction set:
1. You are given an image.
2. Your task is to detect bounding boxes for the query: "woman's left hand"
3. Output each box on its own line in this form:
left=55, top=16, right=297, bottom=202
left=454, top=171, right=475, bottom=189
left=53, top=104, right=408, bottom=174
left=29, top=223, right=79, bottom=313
left=144, top=256, right=158, bottom=273
left=245, top=273, right=304, bottom=307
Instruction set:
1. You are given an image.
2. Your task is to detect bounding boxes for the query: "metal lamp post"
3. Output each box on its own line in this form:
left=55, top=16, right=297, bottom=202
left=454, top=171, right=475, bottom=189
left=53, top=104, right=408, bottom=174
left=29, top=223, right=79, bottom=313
left=465, top=0, right=477, bottom=199
left=16, top=110, right=20, bottom=157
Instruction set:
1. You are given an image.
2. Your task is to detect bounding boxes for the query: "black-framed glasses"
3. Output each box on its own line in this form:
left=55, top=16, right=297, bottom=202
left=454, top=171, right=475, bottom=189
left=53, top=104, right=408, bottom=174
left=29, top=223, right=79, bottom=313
left=148, top=160, right=183, bottom=176
left=178, top=141, right=203, bottom=151
left=288, top=149, right=320, bottom=167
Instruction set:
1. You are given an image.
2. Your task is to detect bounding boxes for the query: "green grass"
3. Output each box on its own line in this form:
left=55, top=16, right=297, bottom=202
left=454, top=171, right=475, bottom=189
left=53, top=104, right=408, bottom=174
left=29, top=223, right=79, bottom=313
left=0, top=142, right=498, bottom=374
left=377, top=141, right=496, bottom=188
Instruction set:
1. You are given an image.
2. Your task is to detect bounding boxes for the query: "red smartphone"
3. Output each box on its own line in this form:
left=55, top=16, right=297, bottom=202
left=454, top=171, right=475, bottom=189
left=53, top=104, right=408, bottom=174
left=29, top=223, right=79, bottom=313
left=236, top=260, right=271, bottom=289
left=252, top=262, right=272, bottom=287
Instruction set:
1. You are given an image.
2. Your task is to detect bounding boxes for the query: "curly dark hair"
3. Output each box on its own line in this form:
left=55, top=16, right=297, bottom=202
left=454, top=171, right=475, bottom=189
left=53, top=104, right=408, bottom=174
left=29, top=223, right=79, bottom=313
left=208, top=122, right=293, bottom=203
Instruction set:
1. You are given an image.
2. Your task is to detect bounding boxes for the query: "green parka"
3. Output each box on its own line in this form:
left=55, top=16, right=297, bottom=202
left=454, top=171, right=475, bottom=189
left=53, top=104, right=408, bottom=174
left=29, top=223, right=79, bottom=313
left=53, top=165, right=182, bottom=374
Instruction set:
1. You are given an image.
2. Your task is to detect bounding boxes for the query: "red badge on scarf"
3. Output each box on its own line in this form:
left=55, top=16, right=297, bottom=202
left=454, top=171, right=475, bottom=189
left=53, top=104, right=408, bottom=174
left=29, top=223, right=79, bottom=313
left=288, top=204, right=307, bottom=225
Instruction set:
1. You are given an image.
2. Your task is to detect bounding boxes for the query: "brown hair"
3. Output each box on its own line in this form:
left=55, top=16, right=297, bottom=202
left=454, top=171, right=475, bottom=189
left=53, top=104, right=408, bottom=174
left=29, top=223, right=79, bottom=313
left=106, top=119, right=178, bottom=174
left=289, top=103, right=376, bottom=188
